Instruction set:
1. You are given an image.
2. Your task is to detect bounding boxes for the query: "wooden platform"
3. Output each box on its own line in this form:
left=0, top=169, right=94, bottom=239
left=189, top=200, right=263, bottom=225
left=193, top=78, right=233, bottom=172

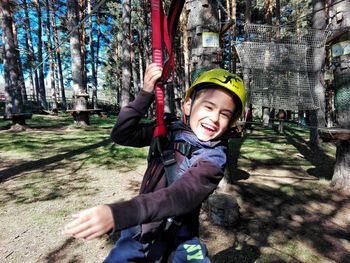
left=318, top=127, right=350, bottom=141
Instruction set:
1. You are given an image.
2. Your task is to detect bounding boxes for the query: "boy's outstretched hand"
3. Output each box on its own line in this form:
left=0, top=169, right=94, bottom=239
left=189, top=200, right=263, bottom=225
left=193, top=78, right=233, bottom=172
left=143, top=63, right=162, bottom=93
left=63, top=205, right=114, bottom=240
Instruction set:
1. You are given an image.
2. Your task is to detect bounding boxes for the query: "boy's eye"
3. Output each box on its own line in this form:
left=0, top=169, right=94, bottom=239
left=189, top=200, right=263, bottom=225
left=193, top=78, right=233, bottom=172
left=204, top=105, right=213, bottom=110
left=221, top=112, right=231, bottom=119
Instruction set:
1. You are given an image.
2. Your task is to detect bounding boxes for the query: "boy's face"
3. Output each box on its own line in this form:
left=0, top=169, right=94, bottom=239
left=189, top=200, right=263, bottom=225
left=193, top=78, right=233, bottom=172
left=183, top=87, right=235, bottom=141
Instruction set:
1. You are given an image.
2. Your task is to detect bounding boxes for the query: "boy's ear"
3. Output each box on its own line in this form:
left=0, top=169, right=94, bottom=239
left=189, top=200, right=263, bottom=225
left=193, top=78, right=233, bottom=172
left=183, top=99, right=192, bottom=116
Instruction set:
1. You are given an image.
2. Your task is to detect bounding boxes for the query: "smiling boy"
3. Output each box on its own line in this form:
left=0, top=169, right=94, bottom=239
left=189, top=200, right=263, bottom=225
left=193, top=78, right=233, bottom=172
left=64, top=64, right=246, bottom=262
left=183, top=87, right=235, bottom=141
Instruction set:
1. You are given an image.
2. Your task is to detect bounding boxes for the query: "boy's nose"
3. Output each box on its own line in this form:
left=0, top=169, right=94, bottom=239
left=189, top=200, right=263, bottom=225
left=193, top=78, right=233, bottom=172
left=209, top=111, right=220, bottom=123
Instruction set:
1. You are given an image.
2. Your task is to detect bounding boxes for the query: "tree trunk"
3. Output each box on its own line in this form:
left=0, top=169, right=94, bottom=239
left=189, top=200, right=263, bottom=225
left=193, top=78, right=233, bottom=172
left=88, top=0, right=98, bottom=109
left=131, top=40, right=139, bottom=97
left=331, top=141, right=350, bottom=191
left=226, top=0, right=231, bottom=71
left=79, top=0, right=87, bottom=92
left=275, top=0, right=281, bottom=27
left=23, top=0, right=39, bottom=103
left=23, top=0, right=37, bottom=102
left=96, top=14, right=101, bottom=86
left=67, top=0, right=89, bottom=125
left=230, top=0, right=237, bottom=72
left=264, top=0, right=273, bottom=25
left=46, top=0, right=58, bottom=112
left=245, top=0, right=252, bottom=24
left=115, top=31, right=123, bottom=111
left=243, top=0, right=252, bottom=113
left=33, top=0, right=48, bottom=110
left=180, top=8, right=190, bottom=92
left=11, top=18, right=27, bottom=102
left=51, top=0, right=66, bottom=110
left=121, top=0, right=132, bottom=108
left=138, top=32, right=144, bottom=92
left=1, top=0, right=24, bottom=118
left=328, top=0, right=350, bottom=191
left=187, top=0, right=221, bottom=80
left=309, top=0, right=327, bottom=145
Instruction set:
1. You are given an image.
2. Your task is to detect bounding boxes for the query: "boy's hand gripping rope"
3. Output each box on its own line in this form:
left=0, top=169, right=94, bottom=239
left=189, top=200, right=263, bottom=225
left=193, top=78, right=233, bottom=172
left=150, top=0, right=185, bottom=137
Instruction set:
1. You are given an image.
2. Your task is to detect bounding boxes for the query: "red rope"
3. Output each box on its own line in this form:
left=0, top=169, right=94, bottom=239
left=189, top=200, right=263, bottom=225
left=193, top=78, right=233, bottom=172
left=151, top=0, right=166, bottom=137
left=150, top=0, right=185, bottom=137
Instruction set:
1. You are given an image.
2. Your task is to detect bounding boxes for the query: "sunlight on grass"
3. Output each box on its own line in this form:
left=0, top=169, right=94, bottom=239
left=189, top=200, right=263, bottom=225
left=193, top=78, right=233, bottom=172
left=263, top=231, right=324, bottom=263
left=284, top=240, right=322, bottom=263
left=229, top=125, right=336, bottom=173
left=26, top=114, right=72, bottom=127
left=279, top=185, right=296, bottom=196
left=0, top=115, right=148, bottom=177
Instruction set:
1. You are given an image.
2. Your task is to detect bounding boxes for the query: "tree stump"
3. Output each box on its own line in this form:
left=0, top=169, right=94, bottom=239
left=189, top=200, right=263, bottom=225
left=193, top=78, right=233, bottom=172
left=318, top=128, right=350, bottom=191
left=331, top=140, right=350, bottom=191
left=204, top=192, right=240, bottom=226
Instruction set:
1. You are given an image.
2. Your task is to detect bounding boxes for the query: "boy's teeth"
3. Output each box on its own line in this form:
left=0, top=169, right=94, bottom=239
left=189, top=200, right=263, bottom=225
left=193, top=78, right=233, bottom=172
left=202, top=123, right=214, bottom=131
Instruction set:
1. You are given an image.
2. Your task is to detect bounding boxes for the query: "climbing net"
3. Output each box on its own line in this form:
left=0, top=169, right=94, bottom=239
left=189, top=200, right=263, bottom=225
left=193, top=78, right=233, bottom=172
left=235, top=24, right=330, bottom=111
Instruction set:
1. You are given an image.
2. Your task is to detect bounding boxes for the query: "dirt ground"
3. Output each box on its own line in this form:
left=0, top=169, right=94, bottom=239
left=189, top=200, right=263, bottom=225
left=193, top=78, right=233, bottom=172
left=0, top=127, right=349, bottom=263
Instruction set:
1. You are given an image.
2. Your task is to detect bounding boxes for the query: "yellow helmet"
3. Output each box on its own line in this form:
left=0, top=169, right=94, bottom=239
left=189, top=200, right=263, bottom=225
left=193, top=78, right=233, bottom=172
left=185, top=68, right=246, bottom=127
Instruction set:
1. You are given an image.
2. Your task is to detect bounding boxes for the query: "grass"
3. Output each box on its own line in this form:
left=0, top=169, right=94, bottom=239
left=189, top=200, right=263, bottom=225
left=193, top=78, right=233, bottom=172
left=0, top=114, right=148, bottom=207
left=229, top=124, right=336, bottom=175
left=0, top=114, right=148, bottom=167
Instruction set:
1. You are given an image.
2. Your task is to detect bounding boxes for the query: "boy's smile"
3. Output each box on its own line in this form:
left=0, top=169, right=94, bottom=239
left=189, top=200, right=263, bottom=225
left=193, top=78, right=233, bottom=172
left=184, top=87, right=235, bottom=141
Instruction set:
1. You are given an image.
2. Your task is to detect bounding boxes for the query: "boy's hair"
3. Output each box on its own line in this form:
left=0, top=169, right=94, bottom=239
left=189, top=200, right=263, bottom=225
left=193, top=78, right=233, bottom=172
left=185, top=68, right=247, bottom=127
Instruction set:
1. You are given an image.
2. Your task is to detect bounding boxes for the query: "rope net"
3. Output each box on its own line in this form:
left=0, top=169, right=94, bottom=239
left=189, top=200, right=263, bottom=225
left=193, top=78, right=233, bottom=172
left=235, top=24, right=329, bottom=111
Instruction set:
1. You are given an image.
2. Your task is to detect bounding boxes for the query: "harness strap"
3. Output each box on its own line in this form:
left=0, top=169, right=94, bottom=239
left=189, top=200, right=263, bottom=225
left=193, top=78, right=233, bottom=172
left=160, top=140, right=200, bottom=186
left=174, top=141, right=200, bottom=157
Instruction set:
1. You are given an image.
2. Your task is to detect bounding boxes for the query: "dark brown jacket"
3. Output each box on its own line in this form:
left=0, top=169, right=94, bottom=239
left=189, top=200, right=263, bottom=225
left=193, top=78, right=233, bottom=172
left=108, top=90, right=225, bottom=237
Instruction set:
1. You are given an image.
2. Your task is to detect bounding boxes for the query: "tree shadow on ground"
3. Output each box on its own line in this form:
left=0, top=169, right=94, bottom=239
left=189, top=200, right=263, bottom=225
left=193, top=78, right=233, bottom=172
left=284, top=127, right=335, bottom=180
left=226, top=133, right=249, bottom=183
left=0, top=139, right=111, bottom=183
left=212, top=244, right=260, bottom=263
left=0, top=123, right=12, bottom=130
left=206, top=125, right=348, bottom=262
left=207, top=180, right=350, bottom=263
left=44, top=238, right=84, bottom=263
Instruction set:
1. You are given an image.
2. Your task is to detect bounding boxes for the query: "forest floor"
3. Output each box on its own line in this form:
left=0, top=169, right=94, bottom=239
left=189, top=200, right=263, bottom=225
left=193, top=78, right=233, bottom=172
left=0, top=115, right=349, bottom=263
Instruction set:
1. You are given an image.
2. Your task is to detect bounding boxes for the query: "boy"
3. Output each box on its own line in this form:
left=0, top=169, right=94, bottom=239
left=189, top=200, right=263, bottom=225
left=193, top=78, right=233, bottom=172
left=64, top=64, right=246, bottom=262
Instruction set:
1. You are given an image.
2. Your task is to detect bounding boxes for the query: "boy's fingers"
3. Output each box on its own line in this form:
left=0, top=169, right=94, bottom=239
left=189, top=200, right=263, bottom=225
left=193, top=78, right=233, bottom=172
left=84, top=230, right=106, bottom=240
left=64, top=216, right=86, bottom=231
left=73, top=225, right=107, bottom=240
left=72, top=225, right=97, bottom=239
left=64, top=218, right=91, bottom=236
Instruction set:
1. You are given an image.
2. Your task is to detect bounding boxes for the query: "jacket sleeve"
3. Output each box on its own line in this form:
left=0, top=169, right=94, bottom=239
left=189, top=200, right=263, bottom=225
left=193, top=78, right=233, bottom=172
left=111, top=90, right=155, bottom=147
left=107, top=159, right=224, bottom=231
